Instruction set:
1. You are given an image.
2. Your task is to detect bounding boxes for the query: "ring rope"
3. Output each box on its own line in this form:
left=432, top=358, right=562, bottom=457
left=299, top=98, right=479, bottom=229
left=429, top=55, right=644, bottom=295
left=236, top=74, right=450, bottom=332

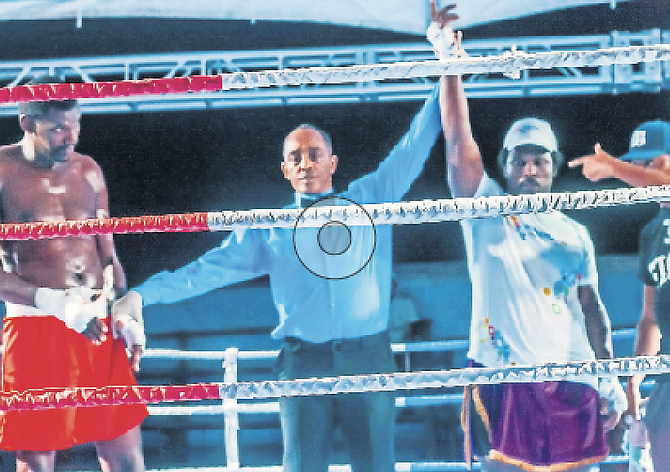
left=3, top=354, right=668, bottom=411
left=0, top=44, right=667, bottom=104
left=1, top=185, right=667, bottom=240
left=142, top=339, right=472, bottom=361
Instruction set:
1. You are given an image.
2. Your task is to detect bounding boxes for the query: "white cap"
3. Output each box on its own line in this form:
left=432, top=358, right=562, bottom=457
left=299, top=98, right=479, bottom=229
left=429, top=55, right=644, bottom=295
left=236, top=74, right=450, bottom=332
left=503, top=118, right=558, bottom=153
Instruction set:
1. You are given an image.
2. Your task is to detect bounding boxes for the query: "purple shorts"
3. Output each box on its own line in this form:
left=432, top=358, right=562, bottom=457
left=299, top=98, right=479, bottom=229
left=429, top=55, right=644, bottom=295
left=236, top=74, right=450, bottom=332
left=463, top=381, right=608, bottom=471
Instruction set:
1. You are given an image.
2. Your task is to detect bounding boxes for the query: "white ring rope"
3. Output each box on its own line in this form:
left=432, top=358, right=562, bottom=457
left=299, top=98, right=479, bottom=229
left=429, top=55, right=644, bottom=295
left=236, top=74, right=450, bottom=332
left=205, top=185, right=670, bottom=231
left=210, top=355, right=670, bottom=402
left=219, top=44, right=670, bottom=90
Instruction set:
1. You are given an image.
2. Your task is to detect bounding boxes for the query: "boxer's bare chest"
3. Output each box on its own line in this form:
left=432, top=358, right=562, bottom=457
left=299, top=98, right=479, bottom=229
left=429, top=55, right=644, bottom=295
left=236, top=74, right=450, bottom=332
left=1, top=160, right=96, bottom=224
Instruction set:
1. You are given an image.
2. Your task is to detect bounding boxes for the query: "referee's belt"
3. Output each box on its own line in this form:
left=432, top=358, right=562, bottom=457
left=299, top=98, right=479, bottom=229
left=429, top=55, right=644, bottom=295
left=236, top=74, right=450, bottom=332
left=284, top=331, right=389, bottom=352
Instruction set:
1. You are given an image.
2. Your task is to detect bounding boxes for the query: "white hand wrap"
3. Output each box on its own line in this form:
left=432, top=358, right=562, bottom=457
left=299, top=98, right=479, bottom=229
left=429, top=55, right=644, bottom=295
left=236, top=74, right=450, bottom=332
left=598, top=376, right=628, bottom=415
left=35, top=286, right=106, bottom=333
left=114, top=313, right=146, bottom=351
left=111, top=290, right=146, bottom=351
left=426, top=21, right=455, bottom=60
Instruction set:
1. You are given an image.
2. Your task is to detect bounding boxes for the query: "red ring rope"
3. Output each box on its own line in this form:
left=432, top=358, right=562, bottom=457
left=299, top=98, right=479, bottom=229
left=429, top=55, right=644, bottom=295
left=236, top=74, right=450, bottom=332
left=1, top=383, right=222, bottom=411
left=0, top=213, right=210, bottom=240
left=0, top=76, right=224, bottom=104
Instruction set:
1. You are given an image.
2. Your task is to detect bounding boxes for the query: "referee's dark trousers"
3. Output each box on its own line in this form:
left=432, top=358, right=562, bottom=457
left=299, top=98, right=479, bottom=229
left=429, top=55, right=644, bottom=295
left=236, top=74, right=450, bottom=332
left=278, top=331, right=396, bottom=472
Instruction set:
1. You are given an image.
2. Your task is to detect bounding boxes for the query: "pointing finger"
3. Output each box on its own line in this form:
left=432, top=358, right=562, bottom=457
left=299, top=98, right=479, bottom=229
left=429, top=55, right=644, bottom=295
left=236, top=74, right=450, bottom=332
left=568, top=157, right=583, bottom=168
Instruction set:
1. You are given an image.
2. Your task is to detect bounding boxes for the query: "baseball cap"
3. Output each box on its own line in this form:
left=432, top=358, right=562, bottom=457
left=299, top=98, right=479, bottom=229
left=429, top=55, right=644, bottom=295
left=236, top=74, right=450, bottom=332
left=503, top=118, right=558, bottom=153
left=620, top=120, right=670, bottom=162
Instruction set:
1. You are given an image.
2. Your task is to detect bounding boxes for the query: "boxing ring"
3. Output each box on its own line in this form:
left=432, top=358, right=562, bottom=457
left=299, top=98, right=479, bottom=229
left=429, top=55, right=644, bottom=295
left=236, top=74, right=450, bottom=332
left=1, top=40, right=669, bottom=471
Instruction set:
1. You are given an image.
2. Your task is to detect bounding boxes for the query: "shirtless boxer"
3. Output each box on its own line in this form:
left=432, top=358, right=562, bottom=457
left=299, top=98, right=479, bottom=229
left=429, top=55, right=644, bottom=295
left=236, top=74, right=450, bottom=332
left=0, top=77, right=147, bottom=472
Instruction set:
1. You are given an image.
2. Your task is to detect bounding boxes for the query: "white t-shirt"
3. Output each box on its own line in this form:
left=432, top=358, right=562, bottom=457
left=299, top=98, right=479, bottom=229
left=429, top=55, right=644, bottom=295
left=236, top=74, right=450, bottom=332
left=461, top=173, right=600, bottom=368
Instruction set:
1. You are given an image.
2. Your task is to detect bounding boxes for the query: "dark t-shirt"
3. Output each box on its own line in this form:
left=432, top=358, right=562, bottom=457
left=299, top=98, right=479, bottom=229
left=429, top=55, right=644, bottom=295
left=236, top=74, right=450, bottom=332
left=638, top=206, right=670, bottom=355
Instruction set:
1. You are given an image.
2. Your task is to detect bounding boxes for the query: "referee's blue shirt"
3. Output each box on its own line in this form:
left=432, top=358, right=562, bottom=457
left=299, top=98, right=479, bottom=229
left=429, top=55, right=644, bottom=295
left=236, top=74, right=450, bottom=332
left=135, top=85, right=441, bottom=343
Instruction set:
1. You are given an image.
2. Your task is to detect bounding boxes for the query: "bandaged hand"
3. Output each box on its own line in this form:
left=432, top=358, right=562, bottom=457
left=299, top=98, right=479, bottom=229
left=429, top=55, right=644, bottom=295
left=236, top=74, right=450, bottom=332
left=35, top=286, right=107, bottom=334
left=111, top=290, right=145, bottom=371
left=427, top=22, right=455, bottom=60
left=427, top=0, right=462, bottom=60
left=114, top=313, right=146, bottom=351
left=598, top=376, right=628, bottom=430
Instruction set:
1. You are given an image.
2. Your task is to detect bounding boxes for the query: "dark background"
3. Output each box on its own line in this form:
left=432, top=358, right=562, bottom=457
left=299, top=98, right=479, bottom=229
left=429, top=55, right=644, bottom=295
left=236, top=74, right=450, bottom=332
left=0, top=0, right=667, bottom=286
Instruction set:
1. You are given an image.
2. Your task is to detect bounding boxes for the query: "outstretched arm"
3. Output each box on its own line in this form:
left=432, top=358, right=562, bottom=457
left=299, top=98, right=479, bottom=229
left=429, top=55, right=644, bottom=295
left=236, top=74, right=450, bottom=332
left=440, top=75, right=484, bottom=197
left=431, top=1, right=484, bottom=198
left=569, top=143, right=670, bottom=187
left=347, top=1, right=458, bottom=202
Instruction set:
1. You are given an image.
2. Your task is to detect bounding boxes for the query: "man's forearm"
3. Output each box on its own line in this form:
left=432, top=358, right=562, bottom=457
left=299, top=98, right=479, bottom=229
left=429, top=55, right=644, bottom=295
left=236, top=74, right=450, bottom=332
left=633, top=315, right=661, bottom=357
left=579, top=285, right=614, bottom=359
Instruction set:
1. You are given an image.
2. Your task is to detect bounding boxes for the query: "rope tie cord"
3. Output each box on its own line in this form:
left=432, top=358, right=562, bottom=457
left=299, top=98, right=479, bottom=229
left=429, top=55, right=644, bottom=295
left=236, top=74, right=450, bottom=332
left=1, top=185, right=668, bottom=240
left=3, top=355, right=670, bottom=411
left=0, top=44, right=668, bottom=104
